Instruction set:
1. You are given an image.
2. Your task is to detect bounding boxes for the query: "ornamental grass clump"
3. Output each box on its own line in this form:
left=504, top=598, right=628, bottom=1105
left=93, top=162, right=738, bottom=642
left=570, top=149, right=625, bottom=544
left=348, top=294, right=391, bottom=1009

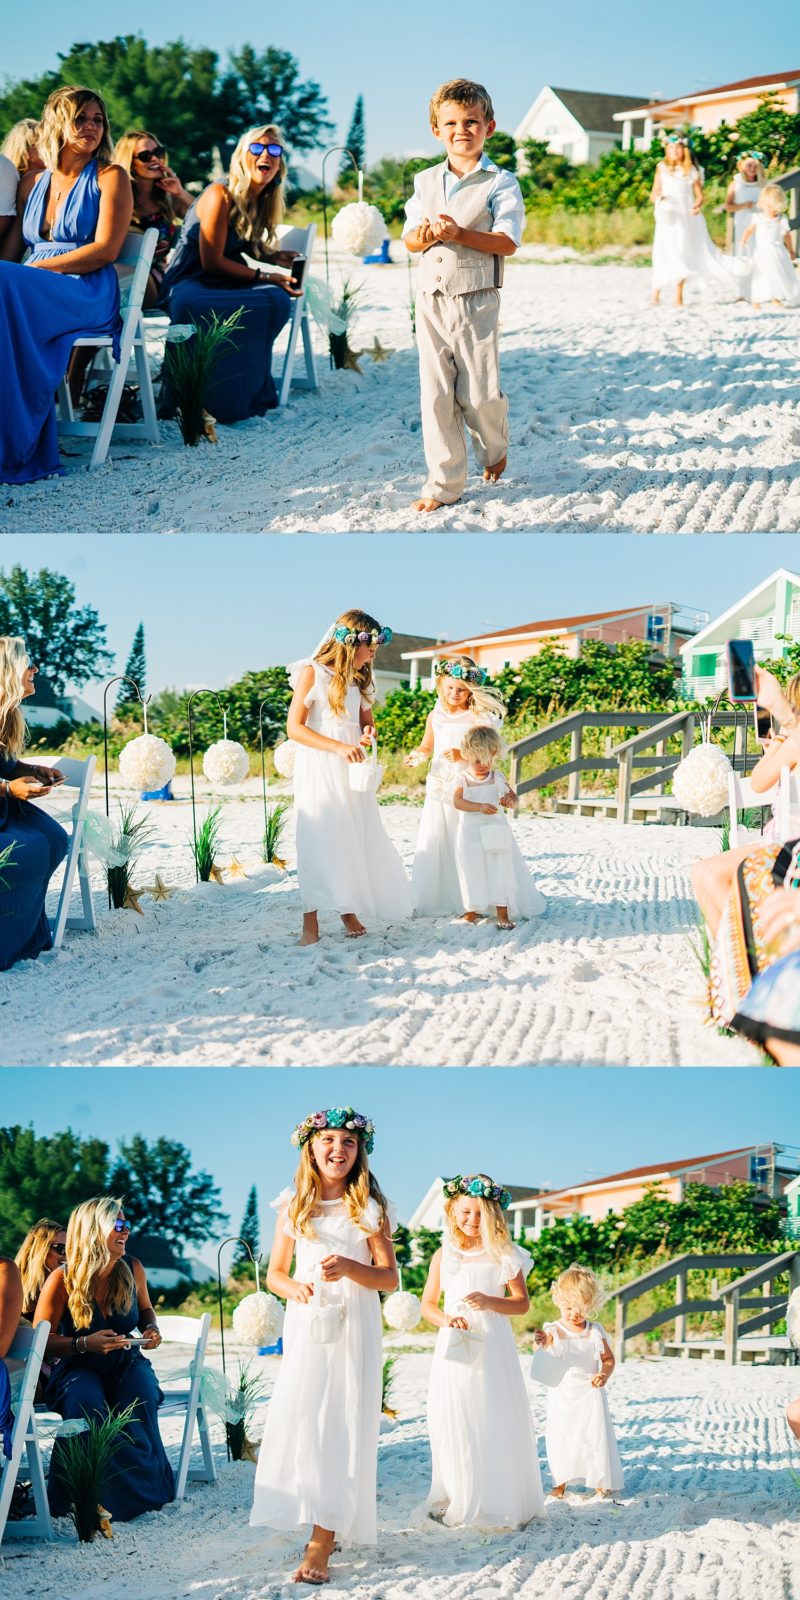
left=0, top=839, right=16, bottom=890
left=329, top=278, right=362, bottom=371
left=106, top=802, right=154, bottom=910
left=224, top=1361, right=264, bottom=1462
left=262, top=798, right=290, bottom=866
left=381, top=1353, right=398, bottom=1418
left=49, top=1404, right=137, bottom=1542
left=192, top=804, right=223, bottom=882
left=162, top=309, right=245, bottom=446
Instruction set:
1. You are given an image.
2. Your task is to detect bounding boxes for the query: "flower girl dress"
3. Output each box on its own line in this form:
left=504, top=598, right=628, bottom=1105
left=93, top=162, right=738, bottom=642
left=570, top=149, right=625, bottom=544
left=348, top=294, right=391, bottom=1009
left=541, top=1319, right=623, bottom=1492
left=412, top=702, right=497, bottom=915
left=652, top=163, right=748, bottom=295
left=749, top=214, right=800, bottom=306
left=454, top=770, right=546, bottom=920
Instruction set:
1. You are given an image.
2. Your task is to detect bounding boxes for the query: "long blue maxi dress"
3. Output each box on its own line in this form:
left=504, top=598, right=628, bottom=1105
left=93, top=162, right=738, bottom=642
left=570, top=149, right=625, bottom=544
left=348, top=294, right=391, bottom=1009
left=0, top=752, right=68, bottom=971
left=45, top=1284, right=176, bottom=1523
left=158, top=189, right=292, bottom=422
left=0, top=159, right=121, bottom=484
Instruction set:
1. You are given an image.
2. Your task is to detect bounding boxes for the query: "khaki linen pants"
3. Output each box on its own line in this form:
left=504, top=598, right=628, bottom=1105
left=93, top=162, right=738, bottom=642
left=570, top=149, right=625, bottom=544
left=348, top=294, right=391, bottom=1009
left=416, top=287, right=508, bottom=503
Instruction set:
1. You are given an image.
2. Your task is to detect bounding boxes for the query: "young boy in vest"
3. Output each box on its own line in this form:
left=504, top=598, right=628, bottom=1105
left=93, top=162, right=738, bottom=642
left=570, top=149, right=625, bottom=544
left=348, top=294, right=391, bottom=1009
left=403, top=78, right=524, bottom=512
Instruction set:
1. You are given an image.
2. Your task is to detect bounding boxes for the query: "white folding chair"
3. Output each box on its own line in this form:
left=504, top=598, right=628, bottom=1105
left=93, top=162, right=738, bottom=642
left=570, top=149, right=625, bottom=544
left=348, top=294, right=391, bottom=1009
left=273, top=222, right=318, bottom=407
left=57, top=228, right=160, bottom=468
left=727, top=769, right=787, bottom=849
left=0, top=1321, right=53, bottom=1544
left=38, top=754, right=97, bottom=952
left=157, top=1314, right=217, bottom=1502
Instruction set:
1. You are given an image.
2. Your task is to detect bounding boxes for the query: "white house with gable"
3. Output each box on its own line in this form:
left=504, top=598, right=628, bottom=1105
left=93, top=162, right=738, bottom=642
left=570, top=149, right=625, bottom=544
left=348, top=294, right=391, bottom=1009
left=680, top=569, right=800, bottom=701
left=514, top=88, right=650, bottom=167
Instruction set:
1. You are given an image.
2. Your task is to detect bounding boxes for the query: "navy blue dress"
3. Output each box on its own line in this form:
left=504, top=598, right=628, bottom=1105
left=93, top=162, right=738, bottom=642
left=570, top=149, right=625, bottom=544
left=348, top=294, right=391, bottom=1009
left=45, top=1282, right=175, bottom=1522
left=0, top=159, right=122, bottom=484
left=159, top=185, right=292, bottom=422
left=0, top=752, right=68, bottom=972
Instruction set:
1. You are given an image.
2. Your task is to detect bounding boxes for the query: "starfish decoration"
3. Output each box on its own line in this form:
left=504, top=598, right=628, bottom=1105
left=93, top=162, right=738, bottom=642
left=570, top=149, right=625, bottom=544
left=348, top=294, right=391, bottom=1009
left=143, top=874, right=180, bottom=902
left=209, top=864, right=226, bottom=885
left=268, top=855, right=287, bottom=871
left=97, top=1505, right=114, bottom=1540
left=122, top=884, right=145, bottom=915
left=225, top=856, right=250, bottom=880
left=363, top=337, right=394, bottom=363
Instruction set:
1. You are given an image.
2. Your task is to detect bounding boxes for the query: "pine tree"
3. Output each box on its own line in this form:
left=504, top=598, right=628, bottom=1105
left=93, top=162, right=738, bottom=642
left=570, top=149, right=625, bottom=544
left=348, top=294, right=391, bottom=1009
left=340, top=95, right=365, bottom=177
left=235, top=1184, right=260, bottom=1263
left=116, top=623, right=146, bottom=710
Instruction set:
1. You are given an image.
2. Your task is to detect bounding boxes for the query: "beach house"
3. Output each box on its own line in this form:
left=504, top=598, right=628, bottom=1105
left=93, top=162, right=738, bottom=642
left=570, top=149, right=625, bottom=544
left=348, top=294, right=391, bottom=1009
left=679, top=568, right=800, bottom=702
left=613, top=68, right=800, bottom=150
left=785, top=1175, right=800, bottom=1240
left=402, top=603, right=705, bottom=689
left=514, top=88, right=649, bottom=166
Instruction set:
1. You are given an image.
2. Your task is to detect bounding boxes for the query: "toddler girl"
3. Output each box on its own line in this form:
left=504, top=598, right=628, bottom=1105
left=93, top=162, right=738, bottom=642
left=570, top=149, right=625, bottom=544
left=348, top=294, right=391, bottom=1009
left=533, top=1264, right=623, bottom=1499
left=286, top=609, right=413, bottom=944
left=406, top=656, right=506, bottom=916
left=741, top=184, right=800, bottom=309
left=251, top=1106, right=398, bottom=1585
left=453, top=724, right=545, bottom=928
left=421, top=1173, right=544, bottom=1529
left=725, top=152, right=765, bottom=257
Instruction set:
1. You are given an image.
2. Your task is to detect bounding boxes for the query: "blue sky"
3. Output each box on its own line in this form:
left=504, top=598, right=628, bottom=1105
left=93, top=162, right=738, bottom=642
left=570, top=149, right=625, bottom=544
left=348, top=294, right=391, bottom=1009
left=7, top=534, right=799, bottom=707
left=4, top=3, right=800, bottom=171
left=2, top=1068, right=797, bottom=1259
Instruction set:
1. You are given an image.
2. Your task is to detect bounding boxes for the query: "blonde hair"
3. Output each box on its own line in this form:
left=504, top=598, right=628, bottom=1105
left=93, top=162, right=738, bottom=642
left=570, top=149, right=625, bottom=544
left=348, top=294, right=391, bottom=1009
left=551, top=1264, right=606, bottom=1318
left=37, top=86, right=115, bottom=172
left=460, top=724, right=504, bottom=764
left=1, top=118, right=41, bottom=174
left=662, top=138, right=696, bottom=175
left=429, top=78, right=494, bottom=130
left=0, top=637, right=30, bottom=761
left=15, top=1218, right=65, bottom=1317
left=444, top=1177, right=511, bottom=1262
left=63, top=1196, right=134, bottom=1330
left=737, top=154, right=766, bottom=182
left=314, top=609, right=381, bottom=718
left=225, top=125, right=286, bottom=251
left=784, top=672, right=800, bottom=712
left=435, top=657, right=507, bottom=723
left=758, top=183, right=788, bottom=216
left=114, top=130, right=177, bottom=228
left=288, top=1138, right=390, bottom=1241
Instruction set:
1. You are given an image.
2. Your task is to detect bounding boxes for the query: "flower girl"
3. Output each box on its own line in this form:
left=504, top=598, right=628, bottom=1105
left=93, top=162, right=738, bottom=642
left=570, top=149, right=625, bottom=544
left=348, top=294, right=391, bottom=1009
left=533, top=1264, right=623, bottom=1498
left=406, top=656, right=506, bottom=916
left=250, top=1107, right=398, bottom=1586
left=453, top=725, right=546, bottom=928
left=741, top=185, right=800, bottom=309
left=286, top=609, right=413, bottom=944
left=421, top=1174, right=544, bottom=1530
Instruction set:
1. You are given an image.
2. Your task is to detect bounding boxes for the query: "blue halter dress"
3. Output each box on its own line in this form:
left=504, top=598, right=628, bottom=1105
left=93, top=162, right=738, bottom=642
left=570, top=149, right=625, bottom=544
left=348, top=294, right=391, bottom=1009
left=0, top=159, right=121, bottom=483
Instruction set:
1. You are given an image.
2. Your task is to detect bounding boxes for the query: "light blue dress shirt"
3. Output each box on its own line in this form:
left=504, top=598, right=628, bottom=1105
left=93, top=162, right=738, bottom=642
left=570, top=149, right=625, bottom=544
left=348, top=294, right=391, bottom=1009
left=402, top=153, right=525, bottom=246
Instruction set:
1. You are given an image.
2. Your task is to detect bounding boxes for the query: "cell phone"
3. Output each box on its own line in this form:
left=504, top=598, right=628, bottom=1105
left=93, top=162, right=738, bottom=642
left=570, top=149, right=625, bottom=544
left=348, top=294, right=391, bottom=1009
left=726, top=639, right=756, bottom=702
left=289, top=255, right=307, bottom=289
left=754, top=707, right=774, bottom=745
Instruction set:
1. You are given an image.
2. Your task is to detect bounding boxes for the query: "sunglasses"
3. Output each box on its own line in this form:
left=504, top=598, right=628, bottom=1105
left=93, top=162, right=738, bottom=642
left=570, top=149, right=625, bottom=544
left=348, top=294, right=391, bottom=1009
left=112, top=1219, right=131, bottom=1233
left=135, top=146, right=166, bottom=163
left=248, top=142, right=283, bottom=159
left=51, top=1243, right=67, bottom=1257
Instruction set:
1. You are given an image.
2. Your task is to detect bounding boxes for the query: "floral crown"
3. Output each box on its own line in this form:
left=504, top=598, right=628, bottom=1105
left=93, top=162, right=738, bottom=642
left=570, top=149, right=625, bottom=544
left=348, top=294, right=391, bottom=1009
left=292, top=1107, right=375, bottom=1154
left=435, top=659, right=489, bottom=687
left=333, top=624, right=392, bottom=647
left=741, top=149, right=764, bottom=161
left=443, top=1175, right=512, bottom=1209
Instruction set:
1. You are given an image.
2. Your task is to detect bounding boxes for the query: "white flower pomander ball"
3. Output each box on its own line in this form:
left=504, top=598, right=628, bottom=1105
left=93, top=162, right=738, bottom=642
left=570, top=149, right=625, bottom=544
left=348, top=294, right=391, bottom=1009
left=203, top=739, right=249, bottom=786
left=119, top=733, right=176, bottom=792
left=232, top=1290, right=285, bottom=1347
left=672, top=742, right=732, bottom=817
left=331, top=201, right=386, bottom=256
left=272, top=739, right=296, bottom=781
left=383, top=1288, right=422, bottom=1332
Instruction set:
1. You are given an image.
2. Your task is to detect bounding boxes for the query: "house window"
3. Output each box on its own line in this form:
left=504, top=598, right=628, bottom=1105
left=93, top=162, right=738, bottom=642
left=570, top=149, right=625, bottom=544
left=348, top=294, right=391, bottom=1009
left=692, top=653, right=718, bottom=677
left=647, top=613, right=665, bottom=645
left=749, top=1155, right=769, bottom=1186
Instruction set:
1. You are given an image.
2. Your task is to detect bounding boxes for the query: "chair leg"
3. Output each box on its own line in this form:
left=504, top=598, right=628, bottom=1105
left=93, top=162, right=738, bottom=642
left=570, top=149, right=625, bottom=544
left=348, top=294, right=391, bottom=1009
left=78, top=852, right=96, bottom=933
left=277, top=304, right=304, bottom=408
left=196, top=1403, right=217, bottom=1483
left=301, top=312, right=319, bottom=391
left=89, top=338, right=134, bottom=468
left=133, top=331, right=160, bottom=445
left=173, top=1415, right=191, bottom=1503
left=25, top=1428, right=53, bottom=1539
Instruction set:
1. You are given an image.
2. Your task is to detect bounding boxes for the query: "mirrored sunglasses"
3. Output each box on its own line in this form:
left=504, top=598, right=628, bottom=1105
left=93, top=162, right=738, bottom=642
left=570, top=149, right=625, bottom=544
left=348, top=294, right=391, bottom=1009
left=248, top=142, right=283, bottom=159
left=113, top=1218, right=131, bottom=1233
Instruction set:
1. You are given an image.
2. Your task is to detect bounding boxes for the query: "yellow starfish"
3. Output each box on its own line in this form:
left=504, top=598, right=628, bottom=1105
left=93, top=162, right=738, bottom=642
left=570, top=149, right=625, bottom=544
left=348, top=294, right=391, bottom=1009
left=143, top=874, right=180, bottom=902
left=122, top=884, right=145, bottom=915
left=225, top=856, right=250, bottom=880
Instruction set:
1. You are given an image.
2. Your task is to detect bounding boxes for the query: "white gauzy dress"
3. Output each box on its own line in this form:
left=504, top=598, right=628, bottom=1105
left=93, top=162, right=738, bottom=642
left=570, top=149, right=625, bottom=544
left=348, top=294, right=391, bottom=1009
left=250, top=1191, right=391, bottom=1544
left=749, top=214, right=800, bottom=306
left=292, top=662, right=413, bottom=921
left=731, top=174, right=762, bottom=255
left=652, top=163, right=749, bottom=295
left=541, top=1319, right=623, bottom=1492
left=412, top=704, right=496, bottom=916
left=454, top=770, right=546, bottom=920
left=426, top=1239, right=544, bottom=1529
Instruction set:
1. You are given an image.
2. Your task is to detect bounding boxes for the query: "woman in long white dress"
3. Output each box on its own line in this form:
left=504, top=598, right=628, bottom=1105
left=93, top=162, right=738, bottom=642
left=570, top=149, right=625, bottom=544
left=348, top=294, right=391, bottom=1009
left=533, top=1265, right=623, bottom=1497
left=725, top=152, right=765, bottom=256
left=250, top=1107, right=398, bottom=1586
left=741, top=184, right=800, bottom=308
left=421, top=1174, right=544, bottom=1531
left=407, top=658, right=507, bottom=917
left=651, top=135, right=749, bottom=306
left=287, top=609, right=413, bottom=944
left=453, top=725, right=546, bottom=928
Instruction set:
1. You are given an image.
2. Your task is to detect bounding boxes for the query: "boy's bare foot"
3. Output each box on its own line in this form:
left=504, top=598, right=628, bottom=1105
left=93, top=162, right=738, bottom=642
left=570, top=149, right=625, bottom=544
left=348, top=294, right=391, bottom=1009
left=459, top=911, right=480, bottom=924
left=484, top=455, right=507, bottom=484
left=341, top=913, right=366, bottom=938
left=293, top=1531, right=334, bottom=1585
left=550, top=1484, right=566, bottom=1499
left=298, top=914, right=320, bottom=947
left=413, top=496, right=446, bottom=513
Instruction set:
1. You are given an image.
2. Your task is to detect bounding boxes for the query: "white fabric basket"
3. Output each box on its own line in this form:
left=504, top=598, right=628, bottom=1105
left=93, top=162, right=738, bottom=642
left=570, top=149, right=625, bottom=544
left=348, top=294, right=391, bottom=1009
left=349, top=736, right=383, bottom=794
left=307, top=1265, right=346, bottom=1345
left=441, top=1303, right=484, bottom=1365
left=529, top=1343, right=566, bottom=1388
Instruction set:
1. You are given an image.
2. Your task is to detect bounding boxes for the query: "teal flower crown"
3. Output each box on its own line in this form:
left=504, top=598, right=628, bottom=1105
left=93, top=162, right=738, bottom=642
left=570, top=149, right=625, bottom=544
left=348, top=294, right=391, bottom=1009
left=292, top=1107, right=375, bottom=1155
left=333, top=624, right=392, bottom=647
left=443, top=1175, right=512, bottom=1209
left=436, top=660, right=489, bottom=687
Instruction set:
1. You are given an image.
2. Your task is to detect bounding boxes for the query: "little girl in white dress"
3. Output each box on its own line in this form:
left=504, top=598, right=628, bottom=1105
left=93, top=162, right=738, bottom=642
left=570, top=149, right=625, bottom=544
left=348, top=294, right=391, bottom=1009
left=741, top=184, right=800, bottom=309
left=406, top=656, right=506, bottom=916
left=453, top=724, right=546, bottom=928
left=250, top=1106, right=398, bottom=1586
left=421, top=1174, right=544, bottom=1530
left=651, top=136, right=748, bottom=305
left=286, top=609, right=413, bottom=944
left=533, top=1265, right=623, bottom=1498
left=725, top=153, right=765, bottom=256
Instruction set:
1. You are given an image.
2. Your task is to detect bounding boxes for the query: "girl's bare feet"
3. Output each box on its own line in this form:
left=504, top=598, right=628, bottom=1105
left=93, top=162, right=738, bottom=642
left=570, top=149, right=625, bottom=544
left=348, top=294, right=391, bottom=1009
left=413, top=496, right=446, bottom=513
left=550, top=1484, right=566, bottom=1499
left=496, top=908, right=515, bottom=929
left=484, top=454, right=507, bottom=484
left=293, top=1530, right=335, bottom=1585
left=341, top=913, right=366, bottom=938
left=298, top=913, right=320, bottom=947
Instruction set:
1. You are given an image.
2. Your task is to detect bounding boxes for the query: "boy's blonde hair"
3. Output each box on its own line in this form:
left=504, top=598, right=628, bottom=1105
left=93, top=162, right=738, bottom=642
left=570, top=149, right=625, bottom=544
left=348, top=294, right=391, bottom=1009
left=758, top=183, right=788, bottom=216
left=444, top=1176, right=511, bottom=1262
left=429, top=79, right=494, bottom=131
left=435, top=657, right=506, bottom=723
left=461, top=724, right=504, bottom=764
left=551, top=1263, right=606, bottom=1318
left=288, top=1137, right=389, bottom=1241
left=37, top=86, right=115, bottom=172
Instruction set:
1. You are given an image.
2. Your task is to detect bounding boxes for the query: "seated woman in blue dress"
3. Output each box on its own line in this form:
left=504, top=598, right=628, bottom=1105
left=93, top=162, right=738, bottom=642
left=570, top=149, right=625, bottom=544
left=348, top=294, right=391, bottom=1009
left=159, top=124, right=301, bottom=423
left=0, top=85, right=133, bottom=484
left=0, top=637, right=69, bottom=971
left=34, top=1197, right=175, bottom=1526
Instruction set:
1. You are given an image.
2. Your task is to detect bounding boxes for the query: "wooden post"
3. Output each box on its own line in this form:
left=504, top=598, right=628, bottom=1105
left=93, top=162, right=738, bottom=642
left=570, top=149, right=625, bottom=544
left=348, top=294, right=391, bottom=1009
left=567, top=720, right=583, bottom=803
left=674, top=1268, right=686, bottom=1347
left=681, top=714, right=694, bottom=761
left=615, top=1296, right=626, bottom=1363
left=509, top=745, right=520, bottom=811
left=791, top=1251, right=800, bottom=1295
left=654, top=736, right=667, bottom=797
left=616, top=750, right=631, bottom=825
left=724, top=1290, right=739, bottom=1365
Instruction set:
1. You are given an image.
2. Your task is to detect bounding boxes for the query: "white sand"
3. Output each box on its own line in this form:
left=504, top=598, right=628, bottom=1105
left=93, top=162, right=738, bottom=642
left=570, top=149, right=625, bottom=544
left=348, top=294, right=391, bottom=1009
left=2, top=776, right=758, bottom=1066
left=2, top=1338, right=798, bottom=1599
left=3, top=248, right=799, bottom=536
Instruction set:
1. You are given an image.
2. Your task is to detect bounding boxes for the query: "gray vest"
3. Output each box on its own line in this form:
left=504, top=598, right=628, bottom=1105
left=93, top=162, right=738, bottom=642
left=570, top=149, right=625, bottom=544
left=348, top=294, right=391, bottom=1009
left=415, top=162, right=504, bottom=294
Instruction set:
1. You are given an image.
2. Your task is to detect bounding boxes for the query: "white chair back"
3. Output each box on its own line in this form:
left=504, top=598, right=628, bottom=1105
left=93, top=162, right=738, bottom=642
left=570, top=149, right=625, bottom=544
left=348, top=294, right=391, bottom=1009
left=0, top=1320, right=53, bottom=1544
left=37, top=754, right=97, bottom=951
left=274, top=222, right=318, bottom=406
left=157, top=1312, right=216, bottom=1502
left=727, top=770, right=779, bottom=849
